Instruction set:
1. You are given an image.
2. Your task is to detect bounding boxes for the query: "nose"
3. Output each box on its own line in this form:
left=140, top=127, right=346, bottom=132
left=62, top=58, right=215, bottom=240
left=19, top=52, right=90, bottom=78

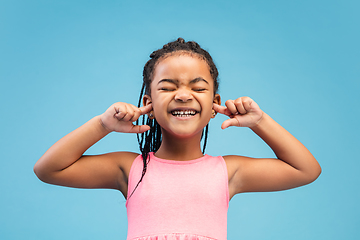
left=174, top=88, right=193, bottom=102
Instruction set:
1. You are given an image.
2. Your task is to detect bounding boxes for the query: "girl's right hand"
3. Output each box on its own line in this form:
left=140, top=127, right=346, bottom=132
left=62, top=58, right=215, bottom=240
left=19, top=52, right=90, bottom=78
left=100, top=102, right=152, bottom=133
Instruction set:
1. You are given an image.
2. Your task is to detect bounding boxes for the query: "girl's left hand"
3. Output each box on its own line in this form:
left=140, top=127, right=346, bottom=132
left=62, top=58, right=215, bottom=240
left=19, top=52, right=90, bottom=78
left=213, top=97, right=263, bottom=129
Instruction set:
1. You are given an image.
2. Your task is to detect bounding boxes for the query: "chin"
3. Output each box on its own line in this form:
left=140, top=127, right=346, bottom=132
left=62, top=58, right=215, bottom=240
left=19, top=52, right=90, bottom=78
left=166, top=128, right=204, bottom=139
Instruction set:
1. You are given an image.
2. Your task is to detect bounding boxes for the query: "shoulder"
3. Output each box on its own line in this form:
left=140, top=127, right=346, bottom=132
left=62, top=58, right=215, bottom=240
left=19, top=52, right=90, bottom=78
left=95, top=151, right=140, bottom=180
left=222, top=155, right=254, bottom=199
left=222, top=155, right=252, bottom=178
left=101, top=151, right=140, bottom=195
left=109, top=151, right=140, bottom=162
left=109, top=151, right=140, bottom=174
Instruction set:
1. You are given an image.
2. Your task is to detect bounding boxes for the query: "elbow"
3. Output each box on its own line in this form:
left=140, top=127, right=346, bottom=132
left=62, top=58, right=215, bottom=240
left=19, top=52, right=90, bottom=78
left=313, top=160, right=322, bottom=179
left=314, top=164, right=322, bottom=180
left=33, top=163, right=44, bottom=182
left=306, top=162, right=322, bottom=184
left=33, top=162, right=51, bottom=183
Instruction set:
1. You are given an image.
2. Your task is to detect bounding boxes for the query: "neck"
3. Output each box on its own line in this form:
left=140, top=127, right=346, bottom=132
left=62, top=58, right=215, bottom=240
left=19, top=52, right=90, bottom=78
left=155, top=131, right=204, bottom=161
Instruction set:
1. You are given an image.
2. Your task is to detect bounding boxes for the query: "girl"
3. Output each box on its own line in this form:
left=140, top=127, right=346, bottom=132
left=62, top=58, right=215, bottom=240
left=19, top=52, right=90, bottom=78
left=34, top=38, right=321, bottom=240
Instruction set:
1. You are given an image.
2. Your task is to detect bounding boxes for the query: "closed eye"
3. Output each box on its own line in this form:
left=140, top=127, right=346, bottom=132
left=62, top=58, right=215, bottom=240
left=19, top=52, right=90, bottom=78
left=193, top=88, right=207, bottom=92
left=160, top=88, right=176, bottom=91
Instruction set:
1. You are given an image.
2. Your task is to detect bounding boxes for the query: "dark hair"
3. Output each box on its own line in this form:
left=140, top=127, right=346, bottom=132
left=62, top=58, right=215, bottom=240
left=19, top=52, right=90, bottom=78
left=129, top=38, right=219, bottom=198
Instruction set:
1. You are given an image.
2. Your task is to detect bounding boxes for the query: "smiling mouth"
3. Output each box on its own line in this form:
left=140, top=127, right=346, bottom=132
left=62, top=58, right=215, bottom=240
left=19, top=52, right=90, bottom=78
left=171, top=110, right=198, bottom=117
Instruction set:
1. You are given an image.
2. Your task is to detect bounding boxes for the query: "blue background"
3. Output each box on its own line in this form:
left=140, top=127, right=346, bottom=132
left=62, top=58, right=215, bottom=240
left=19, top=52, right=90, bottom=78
left=1, top=0, right=359, bottom=239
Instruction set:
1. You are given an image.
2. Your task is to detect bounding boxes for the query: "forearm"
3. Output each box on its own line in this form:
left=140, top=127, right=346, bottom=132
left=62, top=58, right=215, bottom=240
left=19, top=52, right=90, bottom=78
left=250, top=112, right=321, bottom=178
left=34, top=115, right=111, bottom=177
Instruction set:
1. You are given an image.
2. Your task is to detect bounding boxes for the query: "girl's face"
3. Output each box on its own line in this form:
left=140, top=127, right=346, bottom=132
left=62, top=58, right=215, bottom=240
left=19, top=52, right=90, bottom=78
left=144, top=54, right=220, bottom=138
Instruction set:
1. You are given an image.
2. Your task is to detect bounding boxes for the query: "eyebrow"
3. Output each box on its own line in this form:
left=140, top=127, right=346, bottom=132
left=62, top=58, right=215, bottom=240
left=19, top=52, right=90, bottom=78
left=157, top=77, right=209, bottom=86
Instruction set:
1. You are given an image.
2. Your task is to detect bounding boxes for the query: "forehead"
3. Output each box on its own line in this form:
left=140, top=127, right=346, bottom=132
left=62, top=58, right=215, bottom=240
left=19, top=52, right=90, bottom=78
left=152, top=53, right=212, bottom=82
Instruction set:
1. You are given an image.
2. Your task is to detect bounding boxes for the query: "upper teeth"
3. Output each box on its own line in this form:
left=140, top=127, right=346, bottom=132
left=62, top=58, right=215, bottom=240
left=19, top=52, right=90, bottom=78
left=172, top=110, right=196, bottom=115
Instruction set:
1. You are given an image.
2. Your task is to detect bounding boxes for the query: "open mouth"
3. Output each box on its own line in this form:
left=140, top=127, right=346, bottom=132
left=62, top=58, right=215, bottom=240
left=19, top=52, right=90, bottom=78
left=171, top=110, right=198, bottom=117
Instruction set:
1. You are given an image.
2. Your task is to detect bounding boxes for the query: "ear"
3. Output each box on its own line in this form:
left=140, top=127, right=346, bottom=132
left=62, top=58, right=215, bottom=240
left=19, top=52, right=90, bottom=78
left=212, top=94, right=221, bottom=118
left=143, top=94, right=152, bottom=106
left=213, top=94, right=221, bottom=105
left=143, top=94, right=154, bottom=119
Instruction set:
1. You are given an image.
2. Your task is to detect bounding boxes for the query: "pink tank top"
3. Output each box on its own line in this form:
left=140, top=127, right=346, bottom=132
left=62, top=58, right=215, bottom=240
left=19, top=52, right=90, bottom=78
left=126, top=152, right=229, bottom=240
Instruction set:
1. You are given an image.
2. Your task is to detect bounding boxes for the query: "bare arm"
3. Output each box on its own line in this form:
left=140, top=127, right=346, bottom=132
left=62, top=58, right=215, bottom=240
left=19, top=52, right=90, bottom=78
left=213, top=98, right=321, bottom=197
left=34, top=103, right=152, bottom=196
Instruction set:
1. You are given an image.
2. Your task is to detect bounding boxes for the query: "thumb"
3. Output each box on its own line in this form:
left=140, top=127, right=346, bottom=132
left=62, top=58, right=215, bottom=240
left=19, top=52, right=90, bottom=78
left=221, top=118, right=240, bottom=129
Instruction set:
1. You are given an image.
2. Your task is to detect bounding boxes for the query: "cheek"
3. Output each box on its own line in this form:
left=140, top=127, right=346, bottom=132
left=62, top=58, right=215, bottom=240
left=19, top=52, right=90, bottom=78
left=205, top=100, right=216, bottom=117
left=196, top=94, right=214, bottom=108
left=151, top=98, right=167, bottom=116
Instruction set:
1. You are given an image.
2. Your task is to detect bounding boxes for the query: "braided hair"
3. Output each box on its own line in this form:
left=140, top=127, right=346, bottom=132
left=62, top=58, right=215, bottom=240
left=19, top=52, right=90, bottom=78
left=129, top=38, right=219, bottom=198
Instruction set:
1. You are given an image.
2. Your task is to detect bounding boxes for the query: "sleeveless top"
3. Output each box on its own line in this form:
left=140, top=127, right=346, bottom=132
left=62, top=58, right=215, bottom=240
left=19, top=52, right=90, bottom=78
left=126, top=152, right=229, bottom=240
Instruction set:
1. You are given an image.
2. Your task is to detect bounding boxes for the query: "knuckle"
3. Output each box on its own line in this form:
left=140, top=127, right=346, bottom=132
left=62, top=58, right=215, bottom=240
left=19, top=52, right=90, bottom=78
left=234, top=98, right=242, bottom=104
left=243, top=96, right=251, bottom=102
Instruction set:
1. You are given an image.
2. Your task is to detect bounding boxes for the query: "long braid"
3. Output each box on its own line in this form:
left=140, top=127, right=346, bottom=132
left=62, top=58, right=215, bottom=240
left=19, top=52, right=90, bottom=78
left=129, top=38, right=219, bottom=199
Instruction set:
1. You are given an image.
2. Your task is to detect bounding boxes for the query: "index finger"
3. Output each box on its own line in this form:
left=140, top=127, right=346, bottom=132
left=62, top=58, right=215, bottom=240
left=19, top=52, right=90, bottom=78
left=213, top=103, right=232, bottom=117
left=139, top=104, right=153, bottom=115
